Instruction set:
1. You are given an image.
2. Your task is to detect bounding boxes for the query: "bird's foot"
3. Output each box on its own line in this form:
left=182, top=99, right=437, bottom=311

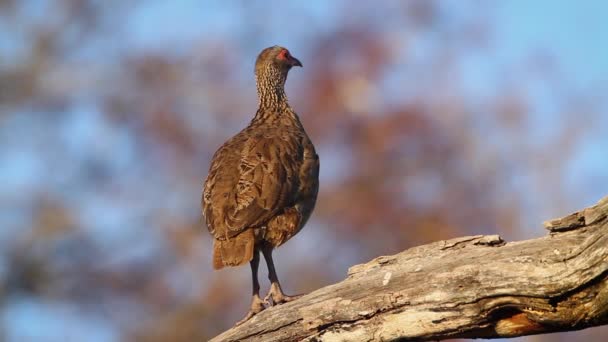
left=263, top=282, right=302, bottom=306
left=235, top=294, right=266, bottom=326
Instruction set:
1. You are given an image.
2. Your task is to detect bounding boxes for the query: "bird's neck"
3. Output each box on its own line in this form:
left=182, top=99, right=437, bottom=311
left=254, top=73, right=295, bottom=121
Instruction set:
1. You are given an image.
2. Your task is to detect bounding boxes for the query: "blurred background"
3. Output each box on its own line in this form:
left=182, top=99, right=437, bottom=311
left=1, top=0, right=607, bottom=341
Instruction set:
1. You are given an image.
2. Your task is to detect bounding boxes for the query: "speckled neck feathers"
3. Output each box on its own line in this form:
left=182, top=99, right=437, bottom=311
left=256, top=69, right=288, bottom=109
left=253, top=62, right=294, bottom=122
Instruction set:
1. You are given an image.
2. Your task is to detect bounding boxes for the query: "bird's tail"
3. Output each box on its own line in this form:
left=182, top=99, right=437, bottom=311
left=212, top=229, right=255, bottom=270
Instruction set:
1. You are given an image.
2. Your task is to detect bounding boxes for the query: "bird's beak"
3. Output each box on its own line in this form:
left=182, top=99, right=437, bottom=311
left=289, top=56, right=303, bottom=67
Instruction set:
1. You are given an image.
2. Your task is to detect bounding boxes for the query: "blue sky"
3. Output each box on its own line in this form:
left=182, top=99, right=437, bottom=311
left=497, top=1, right=608, bottom=89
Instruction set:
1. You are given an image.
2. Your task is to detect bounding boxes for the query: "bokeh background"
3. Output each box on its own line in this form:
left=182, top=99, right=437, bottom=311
left=1, top=1, right=607, bottom=341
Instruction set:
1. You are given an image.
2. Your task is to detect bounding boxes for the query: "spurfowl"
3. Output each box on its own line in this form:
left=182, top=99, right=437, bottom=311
left=202, top=46, right=319, bottom=324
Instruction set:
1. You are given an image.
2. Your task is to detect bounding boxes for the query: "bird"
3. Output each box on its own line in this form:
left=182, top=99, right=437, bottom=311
left=202, top=45, right=319, bottom=325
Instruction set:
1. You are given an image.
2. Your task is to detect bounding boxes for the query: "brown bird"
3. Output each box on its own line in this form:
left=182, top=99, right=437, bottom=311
left=202, top=46, right=319, bottom=324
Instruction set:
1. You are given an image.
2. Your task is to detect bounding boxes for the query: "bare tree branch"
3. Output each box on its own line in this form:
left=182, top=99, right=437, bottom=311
left=211, top=196, right=608, bottom=341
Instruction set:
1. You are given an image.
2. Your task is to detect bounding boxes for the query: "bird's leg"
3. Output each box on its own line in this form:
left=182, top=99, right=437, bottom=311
left=261, top=243, right=302, bottom=306
left=235, top=249, right=265, bottom=326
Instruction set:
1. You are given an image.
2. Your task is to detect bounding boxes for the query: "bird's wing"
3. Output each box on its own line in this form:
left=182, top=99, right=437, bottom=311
left=203, top=133, right=301, bottom=240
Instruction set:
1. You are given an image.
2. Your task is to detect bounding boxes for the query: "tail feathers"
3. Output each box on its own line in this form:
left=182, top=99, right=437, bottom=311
left=212, top=229, right=255, bottom=270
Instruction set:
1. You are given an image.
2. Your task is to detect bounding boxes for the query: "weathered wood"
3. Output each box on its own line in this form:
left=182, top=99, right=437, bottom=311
left=211, top=196, right=608, bottom=341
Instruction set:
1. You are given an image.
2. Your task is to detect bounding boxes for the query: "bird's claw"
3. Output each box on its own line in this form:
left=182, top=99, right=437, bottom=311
left=235, top=294, right=266, bottom=326
left=264, top=282, right=302, bottom=306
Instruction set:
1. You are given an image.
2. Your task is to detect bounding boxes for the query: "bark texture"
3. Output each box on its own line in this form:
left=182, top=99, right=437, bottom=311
left=211, top=196, right=608, bottom=341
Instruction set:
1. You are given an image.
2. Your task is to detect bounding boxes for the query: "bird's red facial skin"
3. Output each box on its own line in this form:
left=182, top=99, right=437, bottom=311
left=277, top=49, right=289, bottom=61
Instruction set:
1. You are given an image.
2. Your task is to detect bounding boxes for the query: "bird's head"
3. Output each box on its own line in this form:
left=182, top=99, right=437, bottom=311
left=255, top=46, right=302, bottom=82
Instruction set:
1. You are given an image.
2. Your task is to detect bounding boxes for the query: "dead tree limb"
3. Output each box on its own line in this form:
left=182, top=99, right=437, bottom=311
left=211, top=196, right=608, bottom=341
